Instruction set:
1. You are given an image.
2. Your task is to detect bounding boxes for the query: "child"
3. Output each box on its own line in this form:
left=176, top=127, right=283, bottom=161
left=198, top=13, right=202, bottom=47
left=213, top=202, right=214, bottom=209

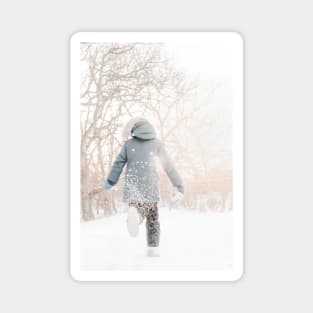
left=103, top=118, right=184, bottom=257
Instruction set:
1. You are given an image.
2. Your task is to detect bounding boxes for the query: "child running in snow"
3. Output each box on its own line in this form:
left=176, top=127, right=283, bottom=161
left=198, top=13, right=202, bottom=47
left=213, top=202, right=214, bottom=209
left=103, top=118, right=184, bottom=257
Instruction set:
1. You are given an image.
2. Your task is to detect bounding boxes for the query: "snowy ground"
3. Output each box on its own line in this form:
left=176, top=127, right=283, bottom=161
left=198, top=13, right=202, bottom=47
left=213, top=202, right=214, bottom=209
left=80, top=208, right=233, bottom=271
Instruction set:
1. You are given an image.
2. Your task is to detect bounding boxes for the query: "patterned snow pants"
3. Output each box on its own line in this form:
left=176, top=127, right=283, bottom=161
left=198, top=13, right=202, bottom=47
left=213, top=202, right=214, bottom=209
left=129, top=202, right=160, bottom=247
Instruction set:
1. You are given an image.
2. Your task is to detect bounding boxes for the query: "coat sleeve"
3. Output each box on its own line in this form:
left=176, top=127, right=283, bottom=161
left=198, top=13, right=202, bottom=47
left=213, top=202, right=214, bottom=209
left=106, top=143, right=127, bottom=186
left=157, top=142, right=183, bottom=189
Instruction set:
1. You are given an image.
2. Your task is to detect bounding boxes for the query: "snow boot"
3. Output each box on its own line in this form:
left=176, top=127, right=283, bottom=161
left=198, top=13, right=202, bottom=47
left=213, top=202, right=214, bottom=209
left=147, top=247, right=160, bottom=257
left=127, top=206, right=140, bottom=237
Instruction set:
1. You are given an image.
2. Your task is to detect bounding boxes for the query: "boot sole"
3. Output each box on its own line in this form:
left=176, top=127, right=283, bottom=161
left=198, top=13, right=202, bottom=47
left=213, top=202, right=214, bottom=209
left=127, top=207, right=140, bottom=237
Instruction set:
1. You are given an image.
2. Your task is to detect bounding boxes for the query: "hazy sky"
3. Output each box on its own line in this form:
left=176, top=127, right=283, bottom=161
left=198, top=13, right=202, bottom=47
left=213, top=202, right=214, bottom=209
left=165, top=42, right=233, bottom=111
left=165, top=42, right=232, bottom=81
left=164, top=42, right=233, bottom=162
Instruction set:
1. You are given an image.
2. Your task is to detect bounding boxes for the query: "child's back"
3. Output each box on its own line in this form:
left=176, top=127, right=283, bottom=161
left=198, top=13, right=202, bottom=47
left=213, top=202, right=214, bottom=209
left=106, top=120, right=183, bottom=204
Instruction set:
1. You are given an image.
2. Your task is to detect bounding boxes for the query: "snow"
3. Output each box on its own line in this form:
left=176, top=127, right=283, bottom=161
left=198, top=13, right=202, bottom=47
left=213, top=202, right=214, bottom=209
left=80, top=208, right=233, bottom=271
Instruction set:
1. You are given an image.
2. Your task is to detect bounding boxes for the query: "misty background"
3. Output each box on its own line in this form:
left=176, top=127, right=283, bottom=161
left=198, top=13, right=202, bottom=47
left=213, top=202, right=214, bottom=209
left=80, top=42, right=233, bottom=221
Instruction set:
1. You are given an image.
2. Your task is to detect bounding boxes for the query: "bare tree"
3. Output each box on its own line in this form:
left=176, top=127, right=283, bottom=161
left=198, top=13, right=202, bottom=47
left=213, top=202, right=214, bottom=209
left=80, top=42, right=232, bottom=219
left=80, top=43, right=195, bottom=220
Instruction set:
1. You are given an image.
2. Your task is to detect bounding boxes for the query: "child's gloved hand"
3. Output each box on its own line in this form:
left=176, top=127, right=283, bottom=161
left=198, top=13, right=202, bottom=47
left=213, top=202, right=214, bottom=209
left=170, top=186, right=184, bottom=208
left=103, top=180, right=119, bottom=192
left=103, top=181, right=112, bottom=190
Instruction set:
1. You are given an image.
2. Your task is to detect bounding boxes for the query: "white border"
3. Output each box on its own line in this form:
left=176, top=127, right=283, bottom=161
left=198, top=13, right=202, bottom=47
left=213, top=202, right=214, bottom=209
left=70, top=32, right=243, bottom=281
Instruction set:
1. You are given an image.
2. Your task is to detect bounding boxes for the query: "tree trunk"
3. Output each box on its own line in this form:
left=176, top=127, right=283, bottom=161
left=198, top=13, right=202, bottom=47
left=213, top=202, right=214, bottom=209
left=81, top=143, right=94, bottom=221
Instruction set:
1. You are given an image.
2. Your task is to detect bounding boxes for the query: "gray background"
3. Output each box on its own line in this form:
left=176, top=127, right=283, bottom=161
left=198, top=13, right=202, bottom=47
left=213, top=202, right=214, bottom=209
left=0, top=0, right=312, bottom=312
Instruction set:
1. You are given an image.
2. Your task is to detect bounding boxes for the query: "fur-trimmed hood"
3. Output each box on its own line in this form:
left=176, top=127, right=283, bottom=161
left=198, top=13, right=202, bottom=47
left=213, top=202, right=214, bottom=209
left=131, top=120, right=156, bottom=140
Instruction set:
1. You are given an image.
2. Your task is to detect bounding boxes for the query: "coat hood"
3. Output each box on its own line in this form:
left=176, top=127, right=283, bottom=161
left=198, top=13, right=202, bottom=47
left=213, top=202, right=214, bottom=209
left=131, top=120, right=156, bottom=140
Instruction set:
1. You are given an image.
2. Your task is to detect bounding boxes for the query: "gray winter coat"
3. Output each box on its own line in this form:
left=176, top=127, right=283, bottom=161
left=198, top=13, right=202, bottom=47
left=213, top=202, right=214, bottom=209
left=105, top=120, right=183, bottom=203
